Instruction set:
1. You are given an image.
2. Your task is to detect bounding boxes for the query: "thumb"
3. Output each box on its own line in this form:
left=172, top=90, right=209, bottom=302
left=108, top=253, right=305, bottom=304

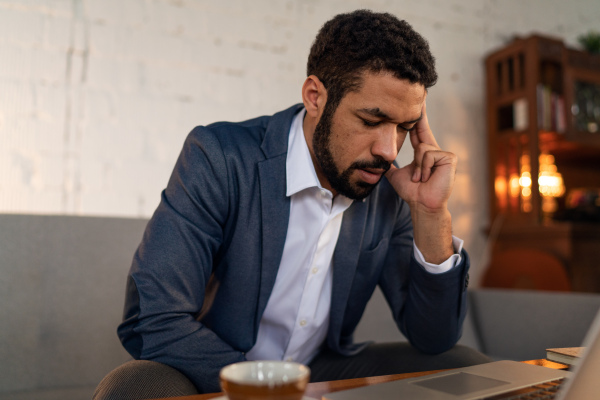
left=385, top=163, right=399, bottom=177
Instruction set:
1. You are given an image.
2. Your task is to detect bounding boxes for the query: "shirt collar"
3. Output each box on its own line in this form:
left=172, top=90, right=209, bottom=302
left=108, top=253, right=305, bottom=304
left=286, top=108, right=324, bottom=197
left=286, top=109, right=355, bottom=208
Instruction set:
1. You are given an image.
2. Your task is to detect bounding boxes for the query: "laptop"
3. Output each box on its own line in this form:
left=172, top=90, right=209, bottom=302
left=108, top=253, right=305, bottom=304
left=323, top=308, right=600, bottom=400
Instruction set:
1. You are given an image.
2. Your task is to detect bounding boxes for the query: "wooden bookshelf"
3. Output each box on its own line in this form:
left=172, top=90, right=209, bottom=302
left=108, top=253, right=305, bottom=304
left=485, top=34, right=600, bottom=292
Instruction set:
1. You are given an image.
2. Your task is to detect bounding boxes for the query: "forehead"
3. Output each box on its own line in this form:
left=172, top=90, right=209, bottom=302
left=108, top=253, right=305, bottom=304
left=340, top=71, right=426, bottom=121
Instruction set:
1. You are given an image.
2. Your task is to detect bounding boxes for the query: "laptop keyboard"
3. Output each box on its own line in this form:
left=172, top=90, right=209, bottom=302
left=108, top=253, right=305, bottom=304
left=484, top=378, right=565, bottom=399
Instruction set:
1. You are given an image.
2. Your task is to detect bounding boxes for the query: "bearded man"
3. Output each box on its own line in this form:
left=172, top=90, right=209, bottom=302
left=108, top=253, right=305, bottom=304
left=99, top=9, right=490, bottom=398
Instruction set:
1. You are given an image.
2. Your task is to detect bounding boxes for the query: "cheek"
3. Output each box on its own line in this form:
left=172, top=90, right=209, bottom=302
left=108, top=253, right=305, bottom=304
left=333, top=129, right=368, bottom=167
left=328, top=121, right=356, bottom=160
left=328, top=132, right=352, bottom=166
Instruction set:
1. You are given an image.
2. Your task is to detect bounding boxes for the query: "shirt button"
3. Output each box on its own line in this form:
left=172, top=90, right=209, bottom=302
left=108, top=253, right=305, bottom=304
left=299, top=319, right=307, bottom=327
left=312, top=267, right=318, bottom=274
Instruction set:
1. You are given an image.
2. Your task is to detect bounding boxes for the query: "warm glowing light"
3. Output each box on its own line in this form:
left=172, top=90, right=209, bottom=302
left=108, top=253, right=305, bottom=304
left=520, top=154, right=531, bottom=172
left=509, top=174, right=520, bottom=198
left=495, top=175, right=508, bottom=210
left=495, top=150, right=564, bottom=215
left=519, top=172, right=532, bottom=188
left=538, top=153, right=565, bottom=198
left=495, top=176, right=507, bottom=195
left=539, top=173, right=565, bottom=196
left=542, top=196, right=558, bottom=213
left=519, top=152, right=532, bottom=212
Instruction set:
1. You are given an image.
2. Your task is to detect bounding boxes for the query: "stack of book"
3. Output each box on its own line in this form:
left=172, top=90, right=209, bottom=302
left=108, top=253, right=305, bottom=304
left=546, top=347, right=585, bottom=365
left=536, top=84, right=566, bottom=133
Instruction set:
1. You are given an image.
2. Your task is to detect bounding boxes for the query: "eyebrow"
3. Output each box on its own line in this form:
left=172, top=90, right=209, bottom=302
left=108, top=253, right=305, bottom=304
left=358, top=108, right=423, bottom=125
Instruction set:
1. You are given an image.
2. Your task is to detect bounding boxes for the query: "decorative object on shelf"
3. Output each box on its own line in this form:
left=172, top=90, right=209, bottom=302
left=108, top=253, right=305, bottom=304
left=577, top=31, right=600, bottom=54
left=559, top=187, right=600, bottom=222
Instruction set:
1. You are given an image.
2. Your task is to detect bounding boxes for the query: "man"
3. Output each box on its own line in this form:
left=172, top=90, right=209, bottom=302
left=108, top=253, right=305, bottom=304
left=116, top=10, right=488, bottom=395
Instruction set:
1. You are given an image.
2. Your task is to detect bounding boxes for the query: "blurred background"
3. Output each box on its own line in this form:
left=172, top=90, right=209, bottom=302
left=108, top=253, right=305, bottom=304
left=1, top=0, right=599, bottom=289
left=3, top=2, right=600, bottom=399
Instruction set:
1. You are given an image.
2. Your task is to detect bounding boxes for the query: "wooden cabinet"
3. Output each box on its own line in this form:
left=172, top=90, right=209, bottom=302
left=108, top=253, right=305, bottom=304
left=485, top=35, right=600, bottom=292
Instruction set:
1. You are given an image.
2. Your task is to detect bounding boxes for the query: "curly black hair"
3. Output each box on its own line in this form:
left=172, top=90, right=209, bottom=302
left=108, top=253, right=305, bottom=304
left=307, top=10, right=437, bottom=109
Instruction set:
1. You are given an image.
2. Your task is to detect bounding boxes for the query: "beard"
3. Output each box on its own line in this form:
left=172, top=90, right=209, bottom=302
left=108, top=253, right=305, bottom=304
left=312, top=101, right=392, bottom=200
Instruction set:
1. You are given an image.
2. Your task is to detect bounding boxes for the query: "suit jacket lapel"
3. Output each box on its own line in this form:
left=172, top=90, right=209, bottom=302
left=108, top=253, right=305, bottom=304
left=254, top=104, right=302, bottom=329
left=256, top=156, right=289, bottom=326
left=328, top=200, right=368, bottom=347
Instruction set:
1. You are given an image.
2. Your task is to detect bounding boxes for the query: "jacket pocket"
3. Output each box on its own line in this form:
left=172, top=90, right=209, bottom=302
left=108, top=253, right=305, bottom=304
left=352, top=238, right=390, bottom=293
left=357, top=238, right=389, bottom=271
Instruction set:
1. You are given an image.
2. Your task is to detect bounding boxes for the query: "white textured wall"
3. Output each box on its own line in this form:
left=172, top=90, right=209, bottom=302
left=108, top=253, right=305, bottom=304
left=1, top=0, right=599, bottom=285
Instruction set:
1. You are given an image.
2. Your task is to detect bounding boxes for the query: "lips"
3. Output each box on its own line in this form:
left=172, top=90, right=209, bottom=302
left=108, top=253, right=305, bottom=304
left=357, top=168, right=385, bottom=185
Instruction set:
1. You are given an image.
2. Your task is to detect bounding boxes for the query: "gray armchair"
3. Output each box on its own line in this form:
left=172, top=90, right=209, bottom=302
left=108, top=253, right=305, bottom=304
left=355, top=286, right=600, bottom=361
left=0, top=214, right=148, bottom=400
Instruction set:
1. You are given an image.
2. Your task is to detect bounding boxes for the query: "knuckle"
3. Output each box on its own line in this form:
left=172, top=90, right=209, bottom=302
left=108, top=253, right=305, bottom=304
left=414, top=143, right=430, bottom=155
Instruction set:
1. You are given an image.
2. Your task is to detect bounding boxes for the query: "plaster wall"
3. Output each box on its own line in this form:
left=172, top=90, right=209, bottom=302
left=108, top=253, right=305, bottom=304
left=1, top=0, right=599, bottom=285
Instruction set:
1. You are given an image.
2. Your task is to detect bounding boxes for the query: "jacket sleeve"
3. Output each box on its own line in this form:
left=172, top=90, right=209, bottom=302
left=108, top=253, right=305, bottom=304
left=117, top=127, right=245, bottom=393
left=378, top=199, right=470, bottom=354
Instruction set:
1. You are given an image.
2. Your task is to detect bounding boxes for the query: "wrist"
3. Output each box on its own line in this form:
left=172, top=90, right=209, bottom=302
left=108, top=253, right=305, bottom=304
left=411, top=205, right=454, bottom=264
left=409, top=200, right=449, bottom=216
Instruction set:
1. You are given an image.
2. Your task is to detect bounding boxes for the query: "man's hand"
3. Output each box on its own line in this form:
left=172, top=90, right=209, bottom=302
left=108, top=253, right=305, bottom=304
left=385, top=102, right=457, bottom=264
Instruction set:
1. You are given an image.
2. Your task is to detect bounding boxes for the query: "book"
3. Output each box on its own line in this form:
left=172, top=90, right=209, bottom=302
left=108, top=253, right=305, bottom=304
left=555, top=96, right=566, bottom=133
left=546, top=347, right=585, bottom=365
left=535, top=84, right=566, bottom=133
left=513, top=98, right=528, bottom=131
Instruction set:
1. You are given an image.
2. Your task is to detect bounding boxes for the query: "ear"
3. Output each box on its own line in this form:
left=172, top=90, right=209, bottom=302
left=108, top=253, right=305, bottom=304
left=301, top=75, right=327, bottom=119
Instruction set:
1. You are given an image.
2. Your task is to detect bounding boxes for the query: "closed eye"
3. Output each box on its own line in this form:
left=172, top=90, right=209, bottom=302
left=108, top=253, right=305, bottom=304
left=361, top=118, right=382, bottom=127
left=398, top=124, right=414, bottom=133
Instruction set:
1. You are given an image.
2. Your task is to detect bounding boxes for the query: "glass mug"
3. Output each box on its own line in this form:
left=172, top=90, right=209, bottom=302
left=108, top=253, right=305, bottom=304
left=220, top=361, right=310, bottom=400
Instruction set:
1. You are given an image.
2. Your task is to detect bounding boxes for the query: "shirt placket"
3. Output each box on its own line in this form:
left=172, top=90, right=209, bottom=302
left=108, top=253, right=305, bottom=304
left=283, top=189, right=338, bottom=361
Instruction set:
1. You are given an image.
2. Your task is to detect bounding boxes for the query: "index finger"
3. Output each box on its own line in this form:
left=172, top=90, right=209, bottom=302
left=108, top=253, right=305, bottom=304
left=410, top=101, right=439, bottom=149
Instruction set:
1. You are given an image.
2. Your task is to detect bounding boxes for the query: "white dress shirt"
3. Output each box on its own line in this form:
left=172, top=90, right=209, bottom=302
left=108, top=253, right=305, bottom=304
left=246, top=109, right=463, bottom=364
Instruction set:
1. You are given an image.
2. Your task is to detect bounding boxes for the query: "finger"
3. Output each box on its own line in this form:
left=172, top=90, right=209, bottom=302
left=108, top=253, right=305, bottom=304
left=386, top=163, right=399, bottom=175
left=385, top=163, right=401, bottom=184
left=411, top=142, right=438, bottom=182
left=421, top=150, right=437, bottom=182
left=409, top=129, right=421, bottom=150
left=414, top=101, right=439, bottom=148
left=384, top=163, right=418, bottom=202
left=411, top=158, right=421, bottom=182
left=386, top=163, right=415, bottom=184
left=421, top=150, right=457, bottom=182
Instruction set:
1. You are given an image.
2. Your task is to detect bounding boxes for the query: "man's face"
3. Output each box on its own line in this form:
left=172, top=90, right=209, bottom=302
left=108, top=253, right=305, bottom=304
left=311, top=71, right=426, bottom=200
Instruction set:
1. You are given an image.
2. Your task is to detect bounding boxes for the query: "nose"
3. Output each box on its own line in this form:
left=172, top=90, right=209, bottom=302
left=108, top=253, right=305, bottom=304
left=371, top=126, right=399, bottom=163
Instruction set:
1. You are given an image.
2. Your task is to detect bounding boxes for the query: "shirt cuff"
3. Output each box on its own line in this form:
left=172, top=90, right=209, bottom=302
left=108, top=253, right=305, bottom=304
left=413, top=236, right=464, bottom=274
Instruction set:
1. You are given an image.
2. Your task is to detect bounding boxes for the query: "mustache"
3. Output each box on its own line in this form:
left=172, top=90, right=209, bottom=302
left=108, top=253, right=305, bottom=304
left=348, top=158, right=391, bottom=173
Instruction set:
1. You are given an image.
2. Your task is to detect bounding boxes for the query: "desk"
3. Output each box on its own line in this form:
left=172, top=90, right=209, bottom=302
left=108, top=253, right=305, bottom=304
left=155, top=359, right=568, bottom=400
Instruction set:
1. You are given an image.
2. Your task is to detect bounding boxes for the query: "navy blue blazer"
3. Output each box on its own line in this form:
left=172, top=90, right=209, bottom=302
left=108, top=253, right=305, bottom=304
left=118, top=104, right=470, bottom=393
